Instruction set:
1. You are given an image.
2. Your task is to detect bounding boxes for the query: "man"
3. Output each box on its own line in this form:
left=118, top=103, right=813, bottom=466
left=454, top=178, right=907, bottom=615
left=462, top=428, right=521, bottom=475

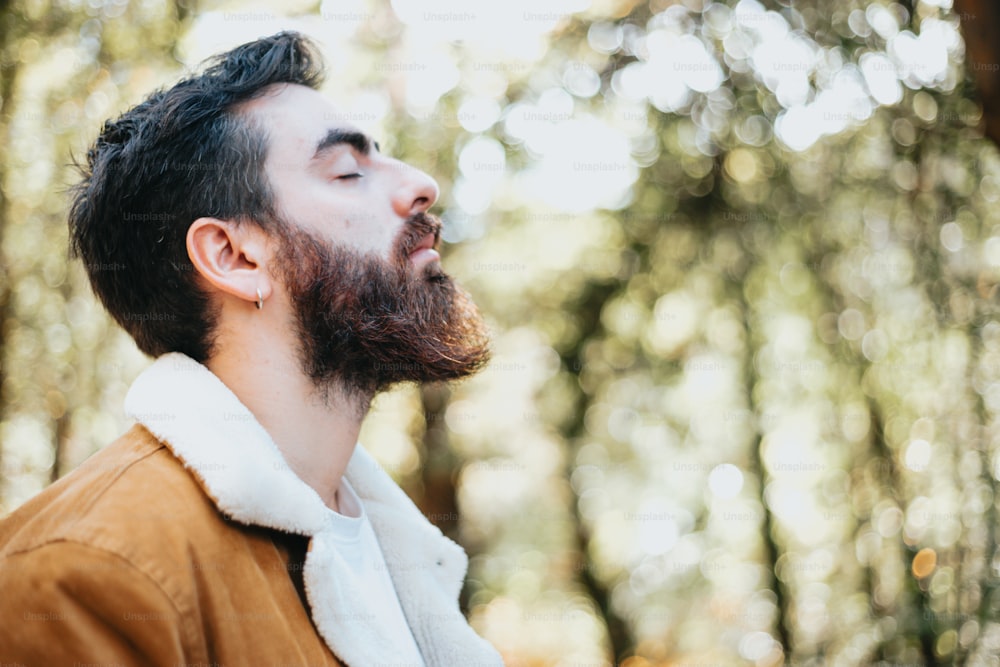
left=0, top=32, right=502, bottom=666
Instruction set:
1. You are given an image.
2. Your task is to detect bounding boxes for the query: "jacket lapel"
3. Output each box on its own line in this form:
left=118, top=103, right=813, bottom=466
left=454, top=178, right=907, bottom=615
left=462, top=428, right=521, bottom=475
left=124, top=353, right=502, bottom=666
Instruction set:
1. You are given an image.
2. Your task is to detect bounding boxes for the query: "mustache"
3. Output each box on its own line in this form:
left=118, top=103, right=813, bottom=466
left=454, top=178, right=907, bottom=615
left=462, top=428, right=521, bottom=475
left=394, top=211, right=442, bottom=261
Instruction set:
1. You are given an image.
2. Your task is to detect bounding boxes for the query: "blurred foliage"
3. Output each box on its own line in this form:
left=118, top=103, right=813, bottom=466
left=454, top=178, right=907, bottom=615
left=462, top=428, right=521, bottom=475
left=4, top=0, right=1000, bottom=665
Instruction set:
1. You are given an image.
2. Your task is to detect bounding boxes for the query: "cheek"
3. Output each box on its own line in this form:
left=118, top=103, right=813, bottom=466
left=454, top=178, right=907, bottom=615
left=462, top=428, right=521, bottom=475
left=272, top=176, right=399, bottom=257
left=338, top=210, right=395, bottom=251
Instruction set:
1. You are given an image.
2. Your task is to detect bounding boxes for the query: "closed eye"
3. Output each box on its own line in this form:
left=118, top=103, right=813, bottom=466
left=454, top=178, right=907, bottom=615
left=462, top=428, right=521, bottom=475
left=338, top=173, right=364, bottom=180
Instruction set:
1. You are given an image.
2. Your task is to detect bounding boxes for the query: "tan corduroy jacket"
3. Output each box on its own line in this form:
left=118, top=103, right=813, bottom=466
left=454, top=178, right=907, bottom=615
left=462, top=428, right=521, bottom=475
left=0, top=353, right=504, bottom=667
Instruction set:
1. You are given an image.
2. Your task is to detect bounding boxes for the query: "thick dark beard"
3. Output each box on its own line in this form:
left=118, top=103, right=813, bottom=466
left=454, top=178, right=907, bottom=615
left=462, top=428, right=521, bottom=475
left=273, top=213, right=491, bottom=407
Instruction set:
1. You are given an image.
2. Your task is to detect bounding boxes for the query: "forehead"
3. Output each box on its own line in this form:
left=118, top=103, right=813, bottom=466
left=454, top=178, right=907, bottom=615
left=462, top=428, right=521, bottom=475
left=242, top=83, right=360, bottom=161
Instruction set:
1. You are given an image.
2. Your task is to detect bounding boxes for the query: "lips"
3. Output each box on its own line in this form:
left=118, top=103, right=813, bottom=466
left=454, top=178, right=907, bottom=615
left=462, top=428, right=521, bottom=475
left=410, top=232, right=438, bottom=256
left=408, top=235, right=440, bottom=267
left=397, top=213, right=443, bottom=268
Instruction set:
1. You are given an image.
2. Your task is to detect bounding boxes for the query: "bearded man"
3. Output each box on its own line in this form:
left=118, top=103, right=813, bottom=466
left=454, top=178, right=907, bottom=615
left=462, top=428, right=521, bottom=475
left=0, top=32, right=502, bottom=667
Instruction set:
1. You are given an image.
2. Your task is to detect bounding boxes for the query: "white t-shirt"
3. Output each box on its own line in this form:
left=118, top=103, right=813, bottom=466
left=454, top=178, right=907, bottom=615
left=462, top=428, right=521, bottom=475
left=326, top=478, right=426, bottom=667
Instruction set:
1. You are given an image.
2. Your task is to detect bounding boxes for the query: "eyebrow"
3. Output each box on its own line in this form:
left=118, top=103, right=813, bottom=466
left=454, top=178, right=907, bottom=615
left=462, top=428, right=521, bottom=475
left=312, top=129, right=381, bottom=160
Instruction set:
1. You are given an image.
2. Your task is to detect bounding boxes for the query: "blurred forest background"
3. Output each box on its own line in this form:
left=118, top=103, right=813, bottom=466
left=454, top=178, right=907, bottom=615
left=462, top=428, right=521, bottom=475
left=2, top=0, right=999, bottom=664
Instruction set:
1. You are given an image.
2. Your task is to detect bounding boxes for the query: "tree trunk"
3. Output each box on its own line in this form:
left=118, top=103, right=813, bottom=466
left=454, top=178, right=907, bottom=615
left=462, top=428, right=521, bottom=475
left=0, top=1, right=22, bottom=504
left=956, top=0, right=1000, bottom=146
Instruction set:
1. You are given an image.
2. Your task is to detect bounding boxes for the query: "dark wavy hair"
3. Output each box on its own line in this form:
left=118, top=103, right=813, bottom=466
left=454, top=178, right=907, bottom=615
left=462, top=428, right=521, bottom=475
left=68, top=32, right=324, bottom=362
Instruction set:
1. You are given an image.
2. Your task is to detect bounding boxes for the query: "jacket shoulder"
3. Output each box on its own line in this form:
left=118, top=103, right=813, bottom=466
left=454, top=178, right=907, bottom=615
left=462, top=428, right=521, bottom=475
left=0, top=423, right=343, bottom=667
left=0, top=425, right=214, bottom=557
left=0, top=540, right=192, bottom=666
left=0, top=424, right=230, bottom=585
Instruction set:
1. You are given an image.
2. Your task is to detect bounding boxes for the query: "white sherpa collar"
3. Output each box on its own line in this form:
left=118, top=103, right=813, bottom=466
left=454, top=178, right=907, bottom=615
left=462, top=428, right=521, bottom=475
left=124, top=352, right=503, bottom=667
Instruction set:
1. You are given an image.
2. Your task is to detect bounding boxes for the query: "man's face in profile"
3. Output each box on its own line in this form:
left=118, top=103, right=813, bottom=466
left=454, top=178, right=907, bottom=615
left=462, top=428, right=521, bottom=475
left=243, top=83, right=490, bottom=399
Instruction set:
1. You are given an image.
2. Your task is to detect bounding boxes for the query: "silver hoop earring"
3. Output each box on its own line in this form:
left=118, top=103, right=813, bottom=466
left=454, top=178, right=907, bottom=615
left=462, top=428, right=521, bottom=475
left=255, top=288, right=264, bottom=311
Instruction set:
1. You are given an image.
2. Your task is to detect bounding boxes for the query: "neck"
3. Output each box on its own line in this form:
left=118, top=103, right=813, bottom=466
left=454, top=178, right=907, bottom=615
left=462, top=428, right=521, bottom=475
left=206, top=339, right=371, bottom=514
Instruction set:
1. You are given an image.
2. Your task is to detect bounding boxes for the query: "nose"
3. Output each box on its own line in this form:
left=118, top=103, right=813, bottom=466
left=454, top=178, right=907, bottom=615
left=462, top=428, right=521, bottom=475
left=391, top=159, right=439, bottom=218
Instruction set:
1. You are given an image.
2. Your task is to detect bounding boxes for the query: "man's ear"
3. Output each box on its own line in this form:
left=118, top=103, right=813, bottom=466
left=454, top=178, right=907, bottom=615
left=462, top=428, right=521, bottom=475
left=186, top=217, right=272, bottom=307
